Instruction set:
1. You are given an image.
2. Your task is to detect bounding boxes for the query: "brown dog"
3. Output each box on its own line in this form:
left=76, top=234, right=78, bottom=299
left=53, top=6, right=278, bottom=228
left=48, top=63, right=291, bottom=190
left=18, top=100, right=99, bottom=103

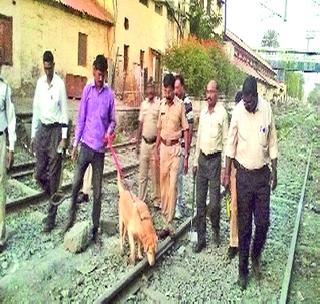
left=118, top=175, right=158, bottom=266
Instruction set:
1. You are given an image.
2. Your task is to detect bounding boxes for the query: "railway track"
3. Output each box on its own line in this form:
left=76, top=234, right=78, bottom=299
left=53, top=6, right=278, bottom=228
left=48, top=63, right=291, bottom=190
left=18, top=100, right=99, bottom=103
left=93, top=148, right=313, bottom=304
left=9, top=140, right=138, bottom=179
left=95, top=217, right=194, bottom=304
left=6, top=162, right=139, bottom=213
left=279, top=148, right=312, bottom=304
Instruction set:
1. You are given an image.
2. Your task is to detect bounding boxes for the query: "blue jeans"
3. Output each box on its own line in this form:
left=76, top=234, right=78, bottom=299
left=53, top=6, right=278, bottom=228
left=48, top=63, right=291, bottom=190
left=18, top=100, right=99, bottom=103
left=176, top=148, right=186, bottom=213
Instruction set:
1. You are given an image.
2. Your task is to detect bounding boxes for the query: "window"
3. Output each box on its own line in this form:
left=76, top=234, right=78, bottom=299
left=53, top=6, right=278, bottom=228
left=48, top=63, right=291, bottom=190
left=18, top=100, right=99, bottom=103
left=140, top=50, right=144, bottom=68
left=124, top=17, right=129, bottom=30
left=0, top=14, right=13, bottom=65
left=139, top=0, right=148, bottom=6
left=155, top=3, right=163, bottom=15
left=167, top=8, right=174, bottom=21
left=123, top=45, right=129, bottom=71
left=78, top=32, right=87, bottom=66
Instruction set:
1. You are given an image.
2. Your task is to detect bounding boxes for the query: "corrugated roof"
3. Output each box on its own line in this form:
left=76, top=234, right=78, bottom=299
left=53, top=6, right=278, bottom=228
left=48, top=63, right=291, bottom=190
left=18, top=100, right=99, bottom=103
left=225, top=30, right=275, bottom=75
left=234, top=58, right=280, bottom=88
left=52, top=0, right=114, bottom=24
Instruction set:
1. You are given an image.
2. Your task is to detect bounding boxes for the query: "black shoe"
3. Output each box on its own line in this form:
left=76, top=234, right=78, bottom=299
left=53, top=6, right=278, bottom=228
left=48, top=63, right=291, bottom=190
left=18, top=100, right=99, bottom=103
left=91, top=227, right=99, bottom=243
left=213, top=231, right=220, bottom=247
left=51, top=192, right=65, bottom=205
left=0, top=243, right=6, bottom=253
left=238, top=275, right=248, bottom=291
left=43, top=221, right=55, bottom=233
left=252, top=256, right=262, bottom=281
left=193, top=242, right=206, bottom=253
left=227, top=246, right=238, bottom=260
left=77, top=192, right=89, bottom=204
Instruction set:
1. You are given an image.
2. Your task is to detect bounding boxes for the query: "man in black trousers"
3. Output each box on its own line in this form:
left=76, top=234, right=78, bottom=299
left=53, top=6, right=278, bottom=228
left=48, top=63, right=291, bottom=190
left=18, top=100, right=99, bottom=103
left=223, top=76, right=278, bottom=290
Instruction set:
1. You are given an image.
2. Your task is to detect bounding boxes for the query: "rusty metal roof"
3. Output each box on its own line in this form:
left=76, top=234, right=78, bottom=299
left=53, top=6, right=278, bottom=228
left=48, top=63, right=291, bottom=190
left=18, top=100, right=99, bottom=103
left=51, top=0, right=114, bottom=24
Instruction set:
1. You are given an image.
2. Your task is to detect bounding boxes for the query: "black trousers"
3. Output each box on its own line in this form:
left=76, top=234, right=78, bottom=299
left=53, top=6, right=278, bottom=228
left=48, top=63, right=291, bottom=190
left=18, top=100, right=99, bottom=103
left=196, top=151, right=221, bottom=244
left=69, top=143, right=105, bottom=229
left=236, top=165, right=271, bottom=277
left=35, top=124, right=62, bottom=223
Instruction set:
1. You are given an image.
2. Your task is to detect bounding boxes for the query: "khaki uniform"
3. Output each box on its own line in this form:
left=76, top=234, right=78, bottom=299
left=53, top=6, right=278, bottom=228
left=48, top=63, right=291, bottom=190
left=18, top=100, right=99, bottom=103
left=226, top=98, right=278, bottom=278
left=157, top=96, right=189, bottom=223
left=0, top=77, right=16, bottom=246
left=138, top=97, right=161, bottom=204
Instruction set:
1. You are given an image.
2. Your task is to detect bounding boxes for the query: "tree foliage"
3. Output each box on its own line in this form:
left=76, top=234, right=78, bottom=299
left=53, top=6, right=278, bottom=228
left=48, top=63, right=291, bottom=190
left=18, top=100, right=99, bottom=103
left=285, top=71, right=304, bottom=100
left=261, top=30, right=280, bottom=48
left=307, top=83, right=320, bottom=105
left=164, top=38, right=245, bottom=97
left=188, top=0, right=222, bottom=40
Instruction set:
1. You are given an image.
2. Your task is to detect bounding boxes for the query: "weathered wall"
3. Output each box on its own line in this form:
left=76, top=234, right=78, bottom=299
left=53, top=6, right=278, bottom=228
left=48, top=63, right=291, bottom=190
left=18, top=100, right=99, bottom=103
left=0, top=0, right=114, bottom=100
left=113, top=0, right=189, bottom=105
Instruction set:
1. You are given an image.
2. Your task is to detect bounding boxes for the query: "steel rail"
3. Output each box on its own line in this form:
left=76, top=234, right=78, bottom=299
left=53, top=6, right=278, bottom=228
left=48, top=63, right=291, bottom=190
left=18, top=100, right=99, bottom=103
left=6, top=162, right=139, bottom=213
left=279, top=148, right=312, bottom=304
left=94, top=217, right=194, bottom=304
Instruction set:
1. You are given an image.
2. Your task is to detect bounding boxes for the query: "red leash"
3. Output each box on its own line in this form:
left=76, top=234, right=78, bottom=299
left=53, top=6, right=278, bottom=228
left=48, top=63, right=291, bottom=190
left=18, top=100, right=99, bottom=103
left=105, top=135, right=133, bottom=193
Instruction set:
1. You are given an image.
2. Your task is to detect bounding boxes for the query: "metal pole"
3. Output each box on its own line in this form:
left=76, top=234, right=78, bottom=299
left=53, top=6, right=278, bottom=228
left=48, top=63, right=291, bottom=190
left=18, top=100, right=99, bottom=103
left=224, top=0, right=227, bottom=39
left=284, top=0, right=288, bottom=21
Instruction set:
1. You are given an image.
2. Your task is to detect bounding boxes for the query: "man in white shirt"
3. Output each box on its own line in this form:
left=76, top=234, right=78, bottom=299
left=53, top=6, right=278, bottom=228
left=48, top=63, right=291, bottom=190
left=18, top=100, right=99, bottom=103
left=193, top=80, right=228, bottom=253
left=31, top=51, right=68, bottom=233
left=0, top=70, right=16, bottom=252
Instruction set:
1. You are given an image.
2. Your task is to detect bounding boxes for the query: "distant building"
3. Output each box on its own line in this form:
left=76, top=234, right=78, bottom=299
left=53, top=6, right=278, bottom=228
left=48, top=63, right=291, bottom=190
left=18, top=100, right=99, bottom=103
left=224, top=30, right=286, bottom=103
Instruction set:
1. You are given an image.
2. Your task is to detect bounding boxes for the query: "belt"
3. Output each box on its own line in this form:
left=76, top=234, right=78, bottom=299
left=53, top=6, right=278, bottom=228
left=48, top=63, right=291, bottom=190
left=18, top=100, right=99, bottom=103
left=161, top=137, right=179, bottom=146
left=142, top=136, right=157, bottom=145
left=200, top=150, right=221, bottom=158
left=234, top=159, right=268, bottom=172
left=41, top=122, right=61, bottom=129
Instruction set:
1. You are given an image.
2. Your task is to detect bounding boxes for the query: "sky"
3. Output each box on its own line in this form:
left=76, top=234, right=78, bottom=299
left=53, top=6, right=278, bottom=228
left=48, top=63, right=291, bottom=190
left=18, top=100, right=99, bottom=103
left=226, top=0, right=320, bottom=96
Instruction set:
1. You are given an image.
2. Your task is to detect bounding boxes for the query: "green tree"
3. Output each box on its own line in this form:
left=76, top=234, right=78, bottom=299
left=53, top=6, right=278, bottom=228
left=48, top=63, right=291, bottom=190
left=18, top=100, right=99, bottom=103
left=308, top=83, right=320, bottom=105
left=164, top=42, right=212, bottom=96
left=285, top=71, right=304, bottom=100
left=164, top=39, right=245, bottom=97
left=188, top=0, right=222, bottom=40
left=261, top=30, right=280, bottom=48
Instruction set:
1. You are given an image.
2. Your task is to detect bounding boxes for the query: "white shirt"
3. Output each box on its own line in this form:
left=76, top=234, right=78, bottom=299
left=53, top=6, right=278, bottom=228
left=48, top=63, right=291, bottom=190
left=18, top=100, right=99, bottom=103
left=194, top=102, right=229, bottom=167
left=31, top=73, right=68, bottom=138
left=225, top=98, right=278, bottom=170
left=0, top=77, right=16, bottom=151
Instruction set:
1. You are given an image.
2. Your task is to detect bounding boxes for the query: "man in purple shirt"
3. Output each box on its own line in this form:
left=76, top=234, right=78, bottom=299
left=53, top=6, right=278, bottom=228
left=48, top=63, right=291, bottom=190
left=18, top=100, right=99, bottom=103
left=64, top=55, right=116, bottom=242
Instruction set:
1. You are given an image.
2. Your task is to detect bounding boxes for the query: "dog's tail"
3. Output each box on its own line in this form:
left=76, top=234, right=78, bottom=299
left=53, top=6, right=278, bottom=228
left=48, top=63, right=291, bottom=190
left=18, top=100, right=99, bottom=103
left=117, top=171, right=125, bottom=194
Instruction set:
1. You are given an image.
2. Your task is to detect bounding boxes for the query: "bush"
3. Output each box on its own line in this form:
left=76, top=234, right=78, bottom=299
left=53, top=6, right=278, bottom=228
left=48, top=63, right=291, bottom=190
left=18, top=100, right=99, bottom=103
left=164, top=40, right=212, bottom=97
left=164, top=38, right=245, bottom=98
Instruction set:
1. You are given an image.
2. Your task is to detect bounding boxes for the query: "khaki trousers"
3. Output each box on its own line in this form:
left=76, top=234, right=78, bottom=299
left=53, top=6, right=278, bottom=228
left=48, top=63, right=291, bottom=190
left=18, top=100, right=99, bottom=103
left=229, top=164, right=239, bottom=247
left=82, top=164, right=92, bottom=194
left=0, top=134, right=7, bottom=245
left=138, top=140, right=160, bottom=205
left=160, top=143, right=180, bottom=223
